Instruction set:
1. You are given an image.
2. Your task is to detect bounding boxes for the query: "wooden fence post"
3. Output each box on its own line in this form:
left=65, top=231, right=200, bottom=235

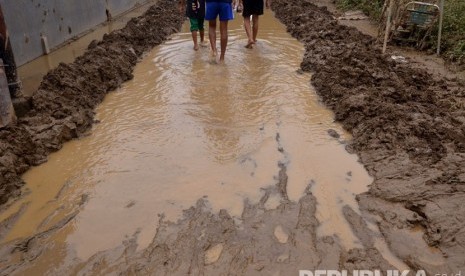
left=383, top=0, right=395, bottom=54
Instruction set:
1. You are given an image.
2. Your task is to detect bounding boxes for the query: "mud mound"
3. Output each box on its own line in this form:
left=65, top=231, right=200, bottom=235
left=0, top=0, right=184, bottom=206
left=272, top=0, right=465, bottom=272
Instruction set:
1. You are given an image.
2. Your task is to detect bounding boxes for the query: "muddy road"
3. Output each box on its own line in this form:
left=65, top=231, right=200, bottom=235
left=1, top=0, right=465, bottom=274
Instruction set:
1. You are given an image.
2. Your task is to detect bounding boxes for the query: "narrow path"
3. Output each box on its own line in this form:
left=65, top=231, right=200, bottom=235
left=3, top=0, right=460, bottom=273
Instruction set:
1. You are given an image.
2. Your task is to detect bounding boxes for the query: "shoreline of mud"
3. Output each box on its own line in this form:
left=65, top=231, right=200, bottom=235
left=0, top=0, right=464, bottom=273
left=0, top=0, right=184, bottom=206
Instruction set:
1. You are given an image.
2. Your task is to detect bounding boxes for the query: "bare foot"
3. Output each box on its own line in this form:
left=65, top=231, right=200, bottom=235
left=209, top=49, right=218, bottom=64
left=200, top=41, right=208, bottom=47
left=245, top=41, right=254, bottom=49
left=194, top=45, right=199, bottom=51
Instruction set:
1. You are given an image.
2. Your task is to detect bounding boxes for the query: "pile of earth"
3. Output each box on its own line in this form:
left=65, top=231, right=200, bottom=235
left=272, top=0, right=465, bottom=272
left=0, top=0, right=184, bottom=206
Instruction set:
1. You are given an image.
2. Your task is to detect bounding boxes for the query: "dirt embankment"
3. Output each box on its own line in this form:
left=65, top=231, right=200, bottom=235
left=0, top=0, right=184, bottom=206
left=272, top=0, right=465, bottom=272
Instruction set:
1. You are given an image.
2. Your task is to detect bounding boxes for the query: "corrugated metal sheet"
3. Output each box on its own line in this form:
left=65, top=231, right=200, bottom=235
left=0, top=59, right=15, bottom=127
left=0, top=0, right=149, bottom=66
left=0, top=5, right=20, bottom=96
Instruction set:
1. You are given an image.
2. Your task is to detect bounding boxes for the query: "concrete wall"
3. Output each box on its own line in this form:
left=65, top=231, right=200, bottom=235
left=0, top=0, right=149, bottom=66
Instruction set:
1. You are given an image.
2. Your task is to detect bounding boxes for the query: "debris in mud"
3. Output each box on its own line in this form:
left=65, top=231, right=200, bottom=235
left=327, top=128, right=340, bottom=139
left=391, top=55, right=408, bottom=64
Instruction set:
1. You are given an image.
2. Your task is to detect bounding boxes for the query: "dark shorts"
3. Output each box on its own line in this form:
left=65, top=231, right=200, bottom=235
left=242, top=0, right=264, bottom=17
left=190, top=17, right=205, bottom=32
left=205, top=2, right=234, bottom=21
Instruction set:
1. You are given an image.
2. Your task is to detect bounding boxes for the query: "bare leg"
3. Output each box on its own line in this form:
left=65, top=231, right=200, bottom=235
left=209, top=20, right=217, bottom=56
left=219, top=20, right=228, bottom=61
left=252, top=15, right=259, bottom=42
left=192, top=31, right=199, bottom=50
left=200, top=29, right=205, bottom=44
left=244, top=16, right=254, bottom=48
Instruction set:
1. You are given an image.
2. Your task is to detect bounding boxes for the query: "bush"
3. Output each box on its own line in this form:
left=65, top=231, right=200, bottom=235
left=335, top=0, right=385, bottom=20
left=440, top=0, right=465, bottom=64
left=335, top=0, right=465, bottom=65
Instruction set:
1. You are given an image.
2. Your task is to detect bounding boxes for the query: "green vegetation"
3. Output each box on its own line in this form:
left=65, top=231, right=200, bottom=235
left=336, top=0, right=385, bottom=20
left=335, top=0, right=465, bottom=65
left=440, top=0, right=465, bottom=64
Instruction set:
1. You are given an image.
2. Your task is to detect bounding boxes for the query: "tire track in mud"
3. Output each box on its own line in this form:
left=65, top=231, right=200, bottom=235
left=0, top=0, right=185, bottom=206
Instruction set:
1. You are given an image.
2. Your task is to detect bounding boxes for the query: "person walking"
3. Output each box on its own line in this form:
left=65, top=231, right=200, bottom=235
left=180, top=0, right=206, bottom=50
left=205, top=0, right=235, bottom=62
left=242, top=0, right=270, bottom=48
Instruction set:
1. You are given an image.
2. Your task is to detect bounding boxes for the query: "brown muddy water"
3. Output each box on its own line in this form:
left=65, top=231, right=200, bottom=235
left=1, top=10, right=403, bottom=273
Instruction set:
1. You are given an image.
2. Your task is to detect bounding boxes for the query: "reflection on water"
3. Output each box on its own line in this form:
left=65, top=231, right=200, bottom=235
left=1, top=10, right=375, bottom=272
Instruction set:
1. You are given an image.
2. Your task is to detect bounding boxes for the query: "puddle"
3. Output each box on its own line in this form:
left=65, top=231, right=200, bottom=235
left=1, top=10, right=375, bottom=271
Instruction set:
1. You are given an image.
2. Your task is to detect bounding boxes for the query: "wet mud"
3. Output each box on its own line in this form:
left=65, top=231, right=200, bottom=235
left=272, top=0, right=465, bottom=272
left=0, top=0, right=184, bottom=206
left=0, top=0, right=464, bottom=274
left=0, top=150, right=394, bottom=275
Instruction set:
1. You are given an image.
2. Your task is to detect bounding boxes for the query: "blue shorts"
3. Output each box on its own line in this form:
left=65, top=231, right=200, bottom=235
left=205, top=2, right=234, bottom=21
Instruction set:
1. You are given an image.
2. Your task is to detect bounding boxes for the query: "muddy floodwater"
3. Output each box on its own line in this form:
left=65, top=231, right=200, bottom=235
left=2, top=11, right=379, bottom=273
